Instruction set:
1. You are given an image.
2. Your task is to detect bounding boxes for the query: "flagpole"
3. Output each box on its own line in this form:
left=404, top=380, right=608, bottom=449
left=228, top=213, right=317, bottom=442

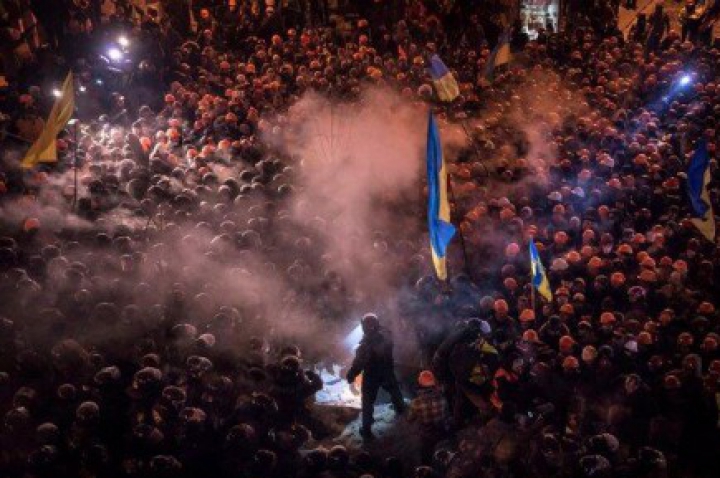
left=530, top=273, right=537, bottom=316
left=73, top=134, right=78, bottom=210
left=529, top=239, right=540, bottom=317
left=446, top=171, right=473, bottom=281
left=440, top=106, right=474, bottom=281
left=68, top=119, right=80, bottom=211
left=459, top=120, right=490, bottom=178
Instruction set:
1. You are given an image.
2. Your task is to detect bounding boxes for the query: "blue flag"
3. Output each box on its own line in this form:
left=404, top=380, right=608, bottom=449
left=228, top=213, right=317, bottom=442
left=529, top=240, right=552, bottom=302
left=428, top=54, right=460, bottom=102
left=426, top=112, right=456, bottom=280
left=687, top=139, right=716, bottom=241
left=483, top=29, right=512, bottom=82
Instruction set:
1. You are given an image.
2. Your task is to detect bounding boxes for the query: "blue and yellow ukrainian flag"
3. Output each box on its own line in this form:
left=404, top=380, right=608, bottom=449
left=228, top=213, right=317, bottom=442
left=22, top=72, right=75, bottom=169
left=529, top=240, right=552, bottom=302
left=483, top=29, right=512, bottom=82
left=687, top=139, right=716, bottom=241
left=426, top=112, right=456, bottom=280
left=428, top=54, right=460, bottom=103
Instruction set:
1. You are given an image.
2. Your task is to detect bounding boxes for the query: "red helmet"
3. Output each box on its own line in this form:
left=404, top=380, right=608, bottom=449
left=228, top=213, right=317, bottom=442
left=522, top=329, right=539, bottom=343
left=562, top=356, right=580, bottom=370
left=418, top=370, right=436, bottom=388
left=559, top=335, right=576, bottom=354
left=678, top=332, right=694, bottom=347
left=663, top=374, right=681, bottom=389
left=637, top=331, right=653, bottom=345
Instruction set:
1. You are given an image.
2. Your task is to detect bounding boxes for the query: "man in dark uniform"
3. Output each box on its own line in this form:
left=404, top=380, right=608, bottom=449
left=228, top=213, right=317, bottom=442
left=347, top=313, right=406, bottom=441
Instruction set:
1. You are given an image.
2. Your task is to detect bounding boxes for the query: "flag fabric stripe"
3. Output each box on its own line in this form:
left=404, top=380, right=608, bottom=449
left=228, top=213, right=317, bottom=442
left=495, top=39, right=511, bottom=67
left=428, top=54, right=460, bottom=103
left=688, top=139, right=710, bottom=216
left=427, top=112, right=456, bottom=280
left=428, top=55, right=450, bottom=78
left=529, top=240, right=552, bottom=302
left=687, top=140, right=716, bottom=241
left=22, top=72, right=75, bottom=168
left=484, top=30, right=512, bottom=82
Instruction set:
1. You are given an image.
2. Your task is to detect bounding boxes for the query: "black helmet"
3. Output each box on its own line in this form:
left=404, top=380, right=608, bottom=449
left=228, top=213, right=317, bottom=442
left=226, top=423, right=257, bottom=452
left=279, top=344, right=301, bottom=359
left=280, top=355, right=301, bottom=373
left=414, top=465, right=438, bottom=478
left=251, top=449, right=277, bottom=473
left=150, top=455, right=182, bottom=475
left=303, top=447, right=328, bottom=472
left=579, top=454, right=611, bottom=477
left=36, top=422, right=60, bottom=445
left=361, top=313, right=380, bottom=333
left=328, top=445, right=349, bottom=469
left=75, top=401, right=100, bottom=424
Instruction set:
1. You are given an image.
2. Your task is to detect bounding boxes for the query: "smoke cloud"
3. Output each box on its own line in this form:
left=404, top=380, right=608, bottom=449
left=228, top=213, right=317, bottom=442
left=2, top=76, right=597, bottom=374
left=2, top=86, right=434, bottom=370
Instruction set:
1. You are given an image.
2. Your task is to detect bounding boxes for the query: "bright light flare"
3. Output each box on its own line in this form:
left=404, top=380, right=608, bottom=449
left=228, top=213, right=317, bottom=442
left=679, top=74, right=692, bottom=87
left=52, top=88, right=62, bottom=98
left=314, top=325, right=365, bottom=408
left=343, top=324, right=363, bottom=352
left=118, top=36, right=130, bottom=48
left=79, top=85, right=87, bottom=93
left=108, top=47, right=123, bottom=61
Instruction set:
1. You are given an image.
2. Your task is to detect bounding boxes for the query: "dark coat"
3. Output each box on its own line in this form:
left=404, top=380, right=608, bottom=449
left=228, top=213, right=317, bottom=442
left=347, top=328, right=395, bottom=384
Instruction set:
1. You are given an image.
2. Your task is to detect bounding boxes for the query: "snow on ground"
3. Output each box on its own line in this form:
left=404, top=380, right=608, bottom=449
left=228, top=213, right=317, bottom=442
left=336, top=403, right=422, bottom=465
left=315, top=364, right=362, bottom=409
left=337, top=404, right=399, bottom=445
left=312, top=363, right=420, bottom=465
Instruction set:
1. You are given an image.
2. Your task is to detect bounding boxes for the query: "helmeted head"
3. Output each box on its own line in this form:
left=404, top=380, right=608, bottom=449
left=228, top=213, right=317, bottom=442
left=361, top=313, right=380, bottom=334
left=418, top=370, right=436, bottom=388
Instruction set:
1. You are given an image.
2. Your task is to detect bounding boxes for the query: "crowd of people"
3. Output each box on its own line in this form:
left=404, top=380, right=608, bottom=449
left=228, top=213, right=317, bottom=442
left=1, top=1, right=720, bottom=477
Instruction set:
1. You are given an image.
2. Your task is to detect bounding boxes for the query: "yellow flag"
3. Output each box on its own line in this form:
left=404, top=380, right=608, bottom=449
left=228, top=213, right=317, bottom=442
left=21, top=72, right=75, bottom=169
left=529, top=240, right=552, bottom=302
